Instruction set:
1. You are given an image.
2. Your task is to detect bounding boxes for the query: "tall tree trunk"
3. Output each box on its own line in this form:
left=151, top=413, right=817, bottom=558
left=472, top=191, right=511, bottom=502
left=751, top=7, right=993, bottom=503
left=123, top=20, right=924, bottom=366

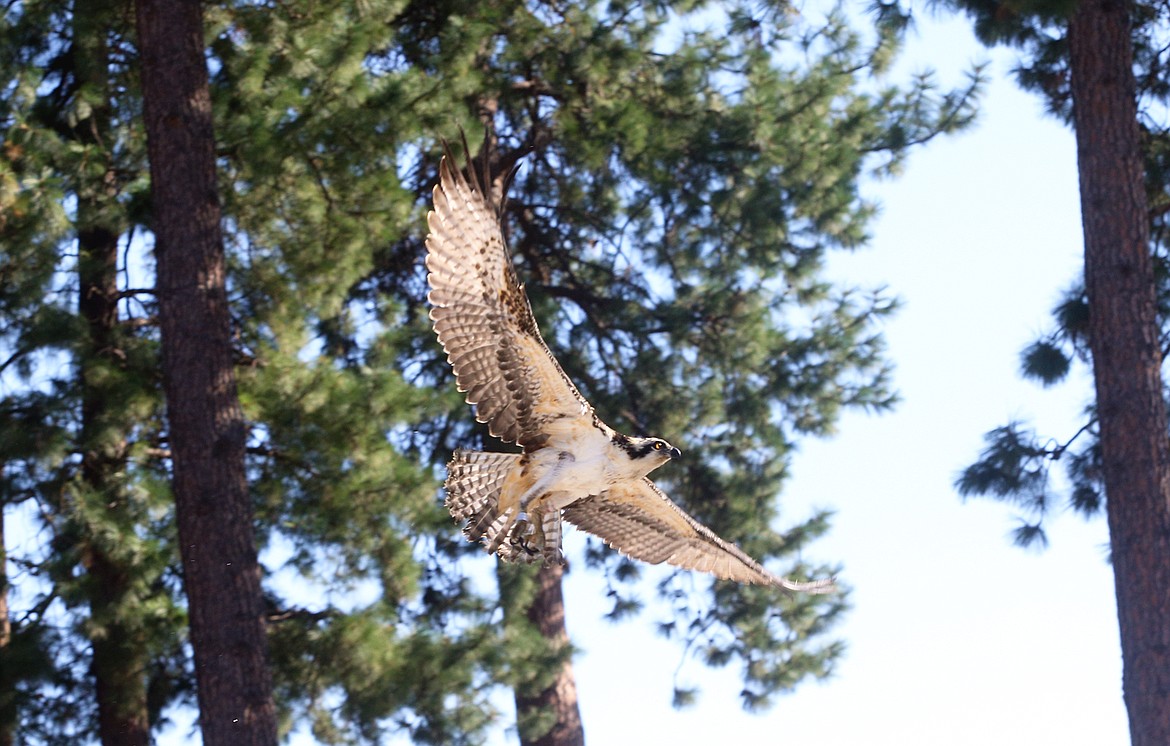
left=74, top=3, right=151, bottom=742
left=78, top=208, right=150, bottom=746
left=134, top=1, right=277, bottom=743
left=509, top=564, right=585, bottom=746
left=1068, top=2, right=1170, bottom=743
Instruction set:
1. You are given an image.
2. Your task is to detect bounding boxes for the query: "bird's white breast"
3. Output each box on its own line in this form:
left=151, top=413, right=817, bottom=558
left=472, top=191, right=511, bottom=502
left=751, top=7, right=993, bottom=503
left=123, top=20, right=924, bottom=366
left=533, top=418, right=628, bottom=504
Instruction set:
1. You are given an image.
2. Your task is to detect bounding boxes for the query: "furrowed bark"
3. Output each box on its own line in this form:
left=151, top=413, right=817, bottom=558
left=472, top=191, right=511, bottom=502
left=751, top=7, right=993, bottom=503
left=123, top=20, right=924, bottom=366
left=1069, top=1, right=1170, bottom=741
left=134, top=0, right=277, bottom=742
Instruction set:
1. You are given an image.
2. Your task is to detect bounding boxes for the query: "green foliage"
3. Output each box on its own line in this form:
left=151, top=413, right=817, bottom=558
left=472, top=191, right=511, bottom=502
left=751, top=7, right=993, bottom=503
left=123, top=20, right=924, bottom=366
left=958, top=424, right=1054, bottom=547
left=413, top=1, right=977, bottom=701
left=0, top=3, right=187, bottom=744
left=268, top=604, right=501, bottom=745
left=1020, top=338, right=1070, bottom=385
left=495, top=564, right=578, bottom=741
left=934, top=0, right=1170, bottom=125
left=958, top=283, right=1105, bottom=554
left=2, top=0, right=981, bottom=742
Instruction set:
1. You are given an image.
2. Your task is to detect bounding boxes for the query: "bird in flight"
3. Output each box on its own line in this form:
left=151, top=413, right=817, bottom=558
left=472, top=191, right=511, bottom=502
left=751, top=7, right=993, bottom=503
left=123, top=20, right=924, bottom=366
left=425, top=134, right=833, bottom=593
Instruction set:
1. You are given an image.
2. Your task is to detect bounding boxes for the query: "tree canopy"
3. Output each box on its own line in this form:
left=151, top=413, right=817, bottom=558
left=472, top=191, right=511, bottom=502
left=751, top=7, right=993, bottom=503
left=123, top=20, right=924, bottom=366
left=1, top=0, right=978, bottom=743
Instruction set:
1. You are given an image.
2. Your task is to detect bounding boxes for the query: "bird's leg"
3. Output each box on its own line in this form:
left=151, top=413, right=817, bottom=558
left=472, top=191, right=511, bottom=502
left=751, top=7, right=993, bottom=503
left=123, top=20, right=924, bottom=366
left=515, top=452, right=573, bottom=519
left=506, top=453, right=572, bottom=559
left=511, top=505, right=567, bottom=565
left=505, top=507, right=544, bottom=560
left=526, top=506, right=546, bottom=545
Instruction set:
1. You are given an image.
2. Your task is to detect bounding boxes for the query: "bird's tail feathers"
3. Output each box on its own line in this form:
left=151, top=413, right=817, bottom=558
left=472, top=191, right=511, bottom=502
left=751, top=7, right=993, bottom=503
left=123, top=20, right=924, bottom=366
left=445, top=450, right=561, bottom=564
left=445, top=449, right=517, bottom=526
left=445, top=450, right=535, bottom=562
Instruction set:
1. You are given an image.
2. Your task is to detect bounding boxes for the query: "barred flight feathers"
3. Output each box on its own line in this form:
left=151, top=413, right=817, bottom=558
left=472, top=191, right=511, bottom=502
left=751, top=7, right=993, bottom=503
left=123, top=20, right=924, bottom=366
left=444, top=449, right=559, bottom=564
left=443, top=450, right=518, bottom=526
left=425, top=137, right=592, bottom=449
left=563, top=479, right=835, bottom=593
left=426, top=133, right=835, bottom=595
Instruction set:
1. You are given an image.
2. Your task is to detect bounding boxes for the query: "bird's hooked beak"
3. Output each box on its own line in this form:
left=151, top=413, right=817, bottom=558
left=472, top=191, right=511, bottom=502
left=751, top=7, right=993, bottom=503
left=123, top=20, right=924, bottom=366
left=668, top=446, right=682, bottom=460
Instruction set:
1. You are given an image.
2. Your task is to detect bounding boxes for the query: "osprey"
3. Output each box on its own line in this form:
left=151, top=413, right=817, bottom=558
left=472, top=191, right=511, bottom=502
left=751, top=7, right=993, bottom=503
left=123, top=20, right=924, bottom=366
left=425, top=137, right=832, bottom=593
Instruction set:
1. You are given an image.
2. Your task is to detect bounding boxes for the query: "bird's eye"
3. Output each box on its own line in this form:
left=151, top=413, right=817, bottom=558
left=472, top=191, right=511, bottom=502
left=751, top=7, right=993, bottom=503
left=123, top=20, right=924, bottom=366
left=653, top=441, right=664, bottom=450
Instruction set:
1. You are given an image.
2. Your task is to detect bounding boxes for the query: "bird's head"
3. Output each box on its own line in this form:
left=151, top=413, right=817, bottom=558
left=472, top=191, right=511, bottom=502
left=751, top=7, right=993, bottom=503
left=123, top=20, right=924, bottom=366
left=624, top=436, right=681, bottom=471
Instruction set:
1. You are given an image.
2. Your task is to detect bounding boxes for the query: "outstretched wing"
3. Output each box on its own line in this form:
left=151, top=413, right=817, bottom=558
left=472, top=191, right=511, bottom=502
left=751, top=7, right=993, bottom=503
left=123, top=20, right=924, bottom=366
left=563, top=478, right=835, bottom=593
left=426, top=138, right=592, bottom=447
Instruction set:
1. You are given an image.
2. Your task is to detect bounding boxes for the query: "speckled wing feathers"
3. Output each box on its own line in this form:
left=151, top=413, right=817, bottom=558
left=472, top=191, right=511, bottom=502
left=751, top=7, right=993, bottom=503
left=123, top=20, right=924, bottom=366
left=426, top=140, right=592, bottom=447
left=563, top=478, right=834, bottom=593
left=427, top=136, right=833, bottom=594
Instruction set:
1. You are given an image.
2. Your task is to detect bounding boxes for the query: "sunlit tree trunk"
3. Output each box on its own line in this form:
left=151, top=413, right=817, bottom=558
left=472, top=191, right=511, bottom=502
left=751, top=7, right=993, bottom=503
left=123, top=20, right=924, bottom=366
left=513, top=564, right=585, bottom=746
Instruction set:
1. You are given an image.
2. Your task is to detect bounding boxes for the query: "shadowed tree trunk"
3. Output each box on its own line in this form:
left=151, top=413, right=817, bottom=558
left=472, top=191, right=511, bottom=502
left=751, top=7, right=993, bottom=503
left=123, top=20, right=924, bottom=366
left=134, top=0, right=277, bottom=743
left=74, top=2, right=150, bottom=741
left=1068, top=0, right=1170, bottom=742
left=78, top=202, right=150, bottom=746
left=510, top=564, right=584, bottom=746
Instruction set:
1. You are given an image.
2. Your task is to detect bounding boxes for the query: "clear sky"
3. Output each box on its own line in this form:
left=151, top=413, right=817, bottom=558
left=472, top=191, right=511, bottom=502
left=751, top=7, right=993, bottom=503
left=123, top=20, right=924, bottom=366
left=544, top=10, right=1129, bottom=746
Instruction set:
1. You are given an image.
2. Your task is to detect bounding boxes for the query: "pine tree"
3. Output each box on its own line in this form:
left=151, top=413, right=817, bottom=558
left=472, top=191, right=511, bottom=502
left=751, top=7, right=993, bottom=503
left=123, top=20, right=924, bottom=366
left=2, top=0, right=979, bottom=743
left=498, top=563, right=584, bottom=746
left=0, top=2, right=77, bottom=738
left=2, top=0, right=504, bottom=741
left=135, top=0, right=279, bottom=741
left=205, top=3, right=508, bottom=741
left=941, top=0, right=1170, bottom=741
left=0, top=2, right=185, bottom=744
left=436, top=3, right=976, bottom=729
left=207, top=0, right=976, bottom=741
left=74, top=0, right=152, bottom=736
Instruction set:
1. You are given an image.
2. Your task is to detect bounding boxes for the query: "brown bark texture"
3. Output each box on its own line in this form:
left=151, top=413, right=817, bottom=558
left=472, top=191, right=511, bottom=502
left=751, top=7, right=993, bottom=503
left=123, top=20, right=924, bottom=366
left=1068, top=1, right=1170, bottom=742
left=514, top=563, right=585, bottom=746
left=133, top=0, right=277, bottom=743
